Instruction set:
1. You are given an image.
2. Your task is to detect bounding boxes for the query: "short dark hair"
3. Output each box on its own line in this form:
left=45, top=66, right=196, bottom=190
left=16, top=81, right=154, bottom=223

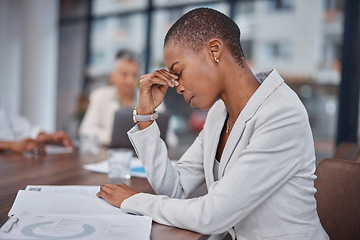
left=115, top=49, right=138, bottom=62
left=164, top=8, right=245, bottom=66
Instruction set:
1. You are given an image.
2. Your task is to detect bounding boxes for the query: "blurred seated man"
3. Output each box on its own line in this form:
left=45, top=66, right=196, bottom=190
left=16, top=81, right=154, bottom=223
left=0, top=98, right=73, bottom=155
left=79, top=50, right=177, bottom=147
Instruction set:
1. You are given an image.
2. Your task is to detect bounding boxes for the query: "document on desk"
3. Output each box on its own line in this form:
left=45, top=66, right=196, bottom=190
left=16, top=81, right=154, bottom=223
left=0, top=212, right=152, bottom=240
left=83, top=157, right=147, bottom=178
left=25, top=185, right=100, bottom=196
left=1, top=186, right=152, bottom=240
left=45, top=144, right=73, bottom=155
left=84, top=158, right=177, bottom=178
left=9, top=189, right=122, bottom=216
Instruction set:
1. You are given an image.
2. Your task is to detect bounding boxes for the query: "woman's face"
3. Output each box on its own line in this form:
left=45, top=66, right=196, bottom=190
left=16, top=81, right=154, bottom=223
left=111, top=59, right=139, bottom=94
left=163, top=43, right=222, bottom=110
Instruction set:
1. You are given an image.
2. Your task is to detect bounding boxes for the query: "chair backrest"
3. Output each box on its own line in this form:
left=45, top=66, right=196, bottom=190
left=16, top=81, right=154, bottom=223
left=333, top=141, right=360, bottom=162
left=314, top=158, right=360, bottom=240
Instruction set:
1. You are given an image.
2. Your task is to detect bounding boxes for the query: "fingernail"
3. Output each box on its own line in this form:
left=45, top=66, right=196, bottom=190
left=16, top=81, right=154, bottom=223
left=174, top=80, right=179, bottom=86
left=173, top=75, right=178, bottom=79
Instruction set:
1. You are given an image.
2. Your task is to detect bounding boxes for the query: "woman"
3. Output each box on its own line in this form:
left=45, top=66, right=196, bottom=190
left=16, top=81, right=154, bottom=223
left=97, top=8, right=329, bottom=239
left=79, top=50, right=142, bottom=145
left=79, top=50, right=174, bottom=146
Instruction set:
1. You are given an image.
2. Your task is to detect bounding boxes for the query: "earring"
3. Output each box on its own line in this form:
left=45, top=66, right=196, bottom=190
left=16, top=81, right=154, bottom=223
left=215, top=57, right=219, bottom=63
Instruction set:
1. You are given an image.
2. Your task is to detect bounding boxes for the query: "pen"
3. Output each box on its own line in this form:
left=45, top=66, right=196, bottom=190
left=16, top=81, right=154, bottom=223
left=0, top=215, right=19, bottom=233
left=0, top=215, right=9, bottom=228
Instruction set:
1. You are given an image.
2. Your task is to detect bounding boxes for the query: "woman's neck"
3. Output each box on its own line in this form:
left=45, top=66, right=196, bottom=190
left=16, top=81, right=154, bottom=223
left=220, top=64, right=260, bottom=122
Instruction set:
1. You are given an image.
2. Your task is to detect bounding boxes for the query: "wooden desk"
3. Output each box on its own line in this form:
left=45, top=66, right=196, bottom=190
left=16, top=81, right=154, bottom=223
left=0, top=149, right=207, bottom=240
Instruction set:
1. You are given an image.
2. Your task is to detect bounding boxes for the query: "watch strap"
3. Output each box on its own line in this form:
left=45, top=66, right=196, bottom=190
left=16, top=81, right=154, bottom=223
left=133, top=107, right=158, bottom=123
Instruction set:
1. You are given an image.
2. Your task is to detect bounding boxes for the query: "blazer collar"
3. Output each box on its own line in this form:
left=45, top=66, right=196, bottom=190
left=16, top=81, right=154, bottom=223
left=203, top=103, right=227, bottom=186
left=218, top=69, right=285, bottom=176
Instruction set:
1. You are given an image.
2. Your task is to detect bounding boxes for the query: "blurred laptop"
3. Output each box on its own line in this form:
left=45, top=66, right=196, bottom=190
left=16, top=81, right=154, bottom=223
left=109, top=109, right=170, bottom=149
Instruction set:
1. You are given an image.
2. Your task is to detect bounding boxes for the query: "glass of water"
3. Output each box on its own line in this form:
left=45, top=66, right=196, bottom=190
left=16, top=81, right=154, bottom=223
left=107, top=148, right=133, bottom=182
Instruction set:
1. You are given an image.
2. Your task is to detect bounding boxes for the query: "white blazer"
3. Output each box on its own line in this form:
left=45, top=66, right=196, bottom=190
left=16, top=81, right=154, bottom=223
left=124, top=70, right=329, bottom=240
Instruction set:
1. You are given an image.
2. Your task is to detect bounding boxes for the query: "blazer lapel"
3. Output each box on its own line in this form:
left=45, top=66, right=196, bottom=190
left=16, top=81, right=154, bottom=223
left=203, top=102, right=227, bottom=187
left=218, top=70, right=285, bottom=177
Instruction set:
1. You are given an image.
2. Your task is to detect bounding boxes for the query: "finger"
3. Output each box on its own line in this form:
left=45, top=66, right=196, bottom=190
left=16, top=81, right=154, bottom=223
left=154, top=70, right=178, bottom=87
left=141, top=76, right=172, bottom=89
left=141, top=70, right=177, bottom=88
left=100, top=184, right=115, bottom=194
left=61, top=137, right=73, bottom=148
left=158, top=69, right=179, bottom=80
left=103, top=184, right=116, bottom=189
left=97, top=189, right=110, bottom=199
left=158, top=69, right=179, bottom=86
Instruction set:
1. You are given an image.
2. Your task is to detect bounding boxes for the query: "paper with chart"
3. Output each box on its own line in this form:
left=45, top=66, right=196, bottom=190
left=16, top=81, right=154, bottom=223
left=0, top=212, right=152, bottom=240
left=1, top=186, right=152, bottom=240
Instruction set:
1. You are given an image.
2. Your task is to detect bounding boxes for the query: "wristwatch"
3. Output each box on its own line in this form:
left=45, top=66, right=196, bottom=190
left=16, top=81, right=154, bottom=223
left=133, top=107, right=158, bottom=123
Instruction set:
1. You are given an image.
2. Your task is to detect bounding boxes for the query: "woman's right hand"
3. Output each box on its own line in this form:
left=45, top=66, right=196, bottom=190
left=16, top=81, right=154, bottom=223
left=138, top=69, right=178, bottom=115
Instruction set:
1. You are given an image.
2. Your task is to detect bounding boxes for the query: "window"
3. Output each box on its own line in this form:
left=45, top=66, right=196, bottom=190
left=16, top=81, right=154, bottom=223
left=92, top=0, right=148, bottom=16
left=89, top=14, right=147, bottom=75
left=266, top=0, right=295, bottom=12
left=264, top=41, right=292, bottom=61
left=58, top=0, right=346, bottom=161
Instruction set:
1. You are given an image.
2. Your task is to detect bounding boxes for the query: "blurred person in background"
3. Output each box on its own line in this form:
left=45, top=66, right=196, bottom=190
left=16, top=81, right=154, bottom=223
left=0, top=98, right=73, bottom=155
left=79, top=49, right=177, bottom=147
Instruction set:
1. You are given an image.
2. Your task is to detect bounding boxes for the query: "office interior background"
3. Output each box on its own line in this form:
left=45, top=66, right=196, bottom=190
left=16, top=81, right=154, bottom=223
left=0, top=0, right=353, bottom=162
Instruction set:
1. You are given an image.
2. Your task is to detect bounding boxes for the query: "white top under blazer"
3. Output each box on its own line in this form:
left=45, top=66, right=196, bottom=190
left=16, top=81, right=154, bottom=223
left=124, top=69, right=329, bottom=240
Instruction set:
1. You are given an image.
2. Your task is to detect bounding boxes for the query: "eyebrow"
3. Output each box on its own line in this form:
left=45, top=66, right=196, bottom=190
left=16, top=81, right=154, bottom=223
left=170, top=62, right=179, bottom=72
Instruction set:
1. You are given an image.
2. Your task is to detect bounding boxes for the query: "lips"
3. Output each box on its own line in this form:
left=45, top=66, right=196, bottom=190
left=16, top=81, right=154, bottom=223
left=185, top=96, right=195, bottom=108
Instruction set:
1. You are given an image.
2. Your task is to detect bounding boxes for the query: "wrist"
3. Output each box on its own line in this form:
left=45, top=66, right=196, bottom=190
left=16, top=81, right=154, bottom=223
left=133, top=107, right=158, bottom=123
left=137, top=107, right=155, bottom=115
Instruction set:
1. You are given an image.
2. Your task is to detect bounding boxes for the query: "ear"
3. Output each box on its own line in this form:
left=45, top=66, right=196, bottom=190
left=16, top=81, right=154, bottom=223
left=206, top=38, right=223, bottom=62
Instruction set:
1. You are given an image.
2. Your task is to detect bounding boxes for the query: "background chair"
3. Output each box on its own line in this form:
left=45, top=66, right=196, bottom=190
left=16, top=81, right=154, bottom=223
left=314, top=158, right=360, bottom=240
left=333, top=142, right=360, bottom=162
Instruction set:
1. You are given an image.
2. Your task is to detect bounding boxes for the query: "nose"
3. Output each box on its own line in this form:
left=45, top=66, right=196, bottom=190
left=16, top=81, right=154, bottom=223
left=176, top=84, right=185, bottom=94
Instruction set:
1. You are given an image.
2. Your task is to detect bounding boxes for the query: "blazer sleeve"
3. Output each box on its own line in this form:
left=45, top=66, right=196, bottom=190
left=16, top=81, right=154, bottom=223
left=123, top=102, right=313, bottom=235
left=128, top=122, right=206, bottom=198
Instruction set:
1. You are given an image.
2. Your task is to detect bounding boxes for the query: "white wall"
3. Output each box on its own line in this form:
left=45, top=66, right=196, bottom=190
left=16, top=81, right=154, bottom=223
left=0, top=0, right=58, bottom=132
left=0, top=0, right=22, bottom=113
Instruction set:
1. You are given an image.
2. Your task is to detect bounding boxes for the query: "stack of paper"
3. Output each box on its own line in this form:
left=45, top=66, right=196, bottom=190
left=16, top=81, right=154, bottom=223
left=0, top=185, right=152, bottom=240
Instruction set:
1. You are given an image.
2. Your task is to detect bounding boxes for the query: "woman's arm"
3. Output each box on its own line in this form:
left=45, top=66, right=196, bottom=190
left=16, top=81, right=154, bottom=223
left=129, top=121, right=206, bottom=198
left=121, top=103, right=313, bottom=235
